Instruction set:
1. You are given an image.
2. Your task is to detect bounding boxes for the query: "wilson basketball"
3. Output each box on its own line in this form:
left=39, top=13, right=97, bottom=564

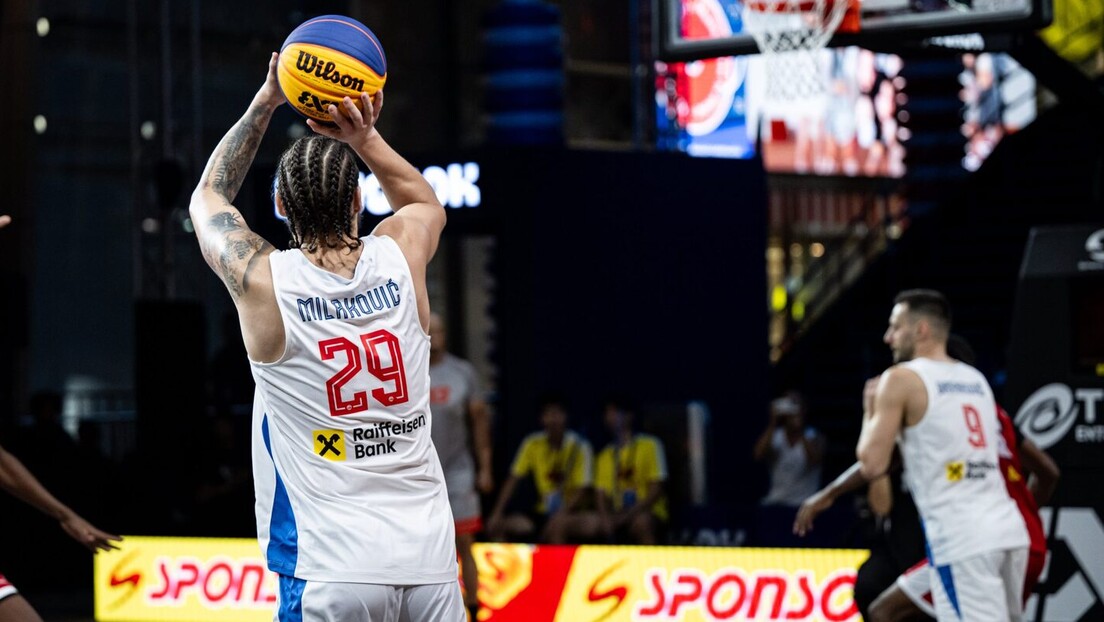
left=277, top=14, right=387, bottom=124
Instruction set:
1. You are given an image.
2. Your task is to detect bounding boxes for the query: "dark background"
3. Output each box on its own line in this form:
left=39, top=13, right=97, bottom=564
left=0, top=0, right=1102, bottom=620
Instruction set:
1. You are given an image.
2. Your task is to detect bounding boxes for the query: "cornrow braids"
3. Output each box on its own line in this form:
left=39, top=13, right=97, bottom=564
left=274, top=135, right=362, bottom=253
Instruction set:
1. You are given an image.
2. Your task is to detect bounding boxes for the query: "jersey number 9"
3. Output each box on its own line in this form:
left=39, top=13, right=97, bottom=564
left=962, top=404, right=987, bottom=448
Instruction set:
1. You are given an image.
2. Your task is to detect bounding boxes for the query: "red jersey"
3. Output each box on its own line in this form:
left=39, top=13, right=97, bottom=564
left=996, top=405, right=1047, bottom=555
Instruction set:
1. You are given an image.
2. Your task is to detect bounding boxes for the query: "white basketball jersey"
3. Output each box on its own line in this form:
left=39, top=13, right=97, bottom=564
left=897, top=358, right=1028, bottom=565
left=250, top=235, right=456, bottom=585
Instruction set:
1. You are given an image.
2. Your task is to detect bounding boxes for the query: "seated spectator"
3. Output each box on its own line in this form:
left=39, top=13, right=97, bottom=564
left=486, top=393, right=601, bottom=544
left=753, top=390, right=825, bottom=507
left=595, top=396, right=669, bottom=545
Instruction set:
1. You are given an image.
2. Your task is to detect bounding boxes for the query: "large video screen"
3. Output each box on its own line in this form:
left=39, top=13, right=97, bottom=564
left=656, top=47, right=906, bottom=177
left=654, top=0, right=907, bottom=178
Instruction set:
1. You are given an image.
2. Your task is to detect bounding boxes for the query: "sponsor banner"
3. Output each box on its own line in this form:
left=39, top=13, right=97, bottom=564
left=95, top=537, right=867, bottom=622
left=94, top=536, right=277, bottom=622
left=476, top=544, right=869, bottom=621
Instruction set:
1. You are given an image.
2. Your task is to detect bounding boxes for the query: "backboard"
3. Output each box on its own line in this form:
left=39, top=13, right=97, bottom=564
left=656, top=0, right=1053, bottom=60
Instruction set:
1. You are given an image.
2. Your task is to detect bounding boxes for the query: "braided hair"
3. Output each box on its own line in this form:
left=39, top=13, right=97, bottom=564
left=273, top=135, right=362, bottom=253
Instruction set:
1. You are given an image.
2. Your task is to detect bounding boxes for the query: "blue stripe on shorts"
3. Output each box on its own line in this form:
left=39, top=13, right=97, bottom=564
left=277, top=575, right=306, bottom=622
left=936, top=564, right=962, bottom=619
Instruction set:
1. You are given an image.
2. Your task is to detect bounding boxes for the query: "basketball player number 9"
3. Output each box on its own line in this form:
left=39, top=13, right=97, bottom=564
left=962, top=404, right=987, bottom=448
left=320, top=330, right=409, bottom=417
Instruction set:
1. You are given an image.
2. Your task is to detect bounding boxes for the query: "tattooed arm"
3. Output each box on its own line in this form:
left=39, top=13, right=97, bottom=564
left=189, top=52, right=283, bottom=301
left=189, top=53, right=287, bottom=363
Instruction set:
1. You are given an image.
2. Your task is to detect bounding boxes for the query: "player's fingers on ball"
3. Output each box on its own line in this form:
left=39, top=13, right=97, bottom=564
left=306, top=119, right=333, bottom=137
left=366, top=93, right=379, bottom=122
left=342, top=97, right=363, bottom=124
left=327, top=105, right=348, bottom=128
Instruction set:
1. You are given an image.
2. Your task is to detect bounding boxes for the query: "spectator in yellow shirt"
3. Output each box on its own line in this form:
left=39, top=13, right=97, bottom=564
left=595, top=397, right=669, bottom=544
left=486, top=393, right=603, bottom=543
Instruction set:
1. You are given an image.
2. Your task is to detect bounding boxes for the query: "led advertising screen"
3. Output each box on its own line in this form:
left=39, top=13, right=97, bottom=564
left=95, top=537, right=870, bottom=622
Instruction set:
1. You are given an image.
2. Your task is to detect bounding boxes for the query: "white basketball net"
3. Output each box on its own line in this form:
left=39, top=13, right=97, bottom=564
left=742, top=0, right=851, bottom=103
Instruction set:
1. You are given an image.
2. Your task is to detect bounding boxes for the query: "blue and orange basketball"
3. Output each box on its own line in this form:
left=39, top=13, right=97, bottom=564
left=277, top=15, right=387, bottom=124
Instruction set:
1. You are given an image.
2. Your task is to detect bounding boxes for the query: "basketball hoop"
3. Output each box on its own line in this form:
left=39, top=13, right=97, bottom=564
left=741, top=0, right=860, bottom=105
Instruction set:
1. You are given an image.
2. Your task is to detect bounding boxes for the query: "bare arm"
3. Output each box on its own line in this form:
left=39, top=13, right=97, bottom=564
left=307, top=94, right=445, bottom=330
left=857, top=367, right=917, bottom=480
left=0, top=444, right=120, bottom=552
left=793, top=462, right=864, bottom=536
left=469, top=397, right=494, bottom=494
left=308, top=92, right=440, bottom=223
left=792, top=445, right=909, bottom=535
left=189, top=54, right=285, bottom=362
left=189, top=53, right=282, bottom=303
left=1018, top=437, right=1060, bottom=507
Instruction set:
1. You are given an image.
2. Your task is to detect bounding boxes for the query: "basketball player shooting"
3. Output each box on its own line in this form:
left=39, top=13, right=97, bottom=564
left=189, top=53, right=464, bottom=620
left=856, top=289, right=1030, bottom=621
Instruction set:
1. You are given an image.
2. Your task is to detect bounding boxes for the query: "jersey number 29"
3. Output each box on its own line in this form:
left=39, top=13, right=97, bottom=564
left=320, top=330, right=409, bottom=417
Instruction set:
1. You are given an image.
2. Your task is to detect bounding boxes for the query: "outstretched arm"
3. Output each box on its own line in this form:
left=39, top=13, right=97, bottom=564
left=793, top=447, right=904, bottom=536
left=189, top=52, right=283, bottom=302
left=306, top=93, right=445, bottom=331
left=306, top=93, right=445, bottom=257
left=794, top=462, right=864, bottom=536
left=0, top=443, right=120, bottom=552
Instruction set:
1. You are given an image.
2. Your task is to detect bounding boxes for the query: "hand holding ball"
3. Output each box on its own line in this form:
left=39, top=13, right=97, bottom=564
left=277, top=15, right=387, bottom=124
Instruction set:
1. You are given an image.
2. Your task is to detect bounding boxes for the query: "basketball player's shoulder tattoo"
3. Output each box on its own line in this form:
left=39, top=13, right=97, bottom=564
left=202, top=211, right=273, bottom=299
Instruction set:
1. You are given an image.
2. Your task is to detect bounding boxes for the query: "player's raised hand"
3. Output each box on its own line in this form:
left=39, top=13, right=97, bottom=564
left=254, top=52, right=286, bottom=110
left=0, top=215, right=11, bottom=229
left=308, top=91, right=383, bottom=149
